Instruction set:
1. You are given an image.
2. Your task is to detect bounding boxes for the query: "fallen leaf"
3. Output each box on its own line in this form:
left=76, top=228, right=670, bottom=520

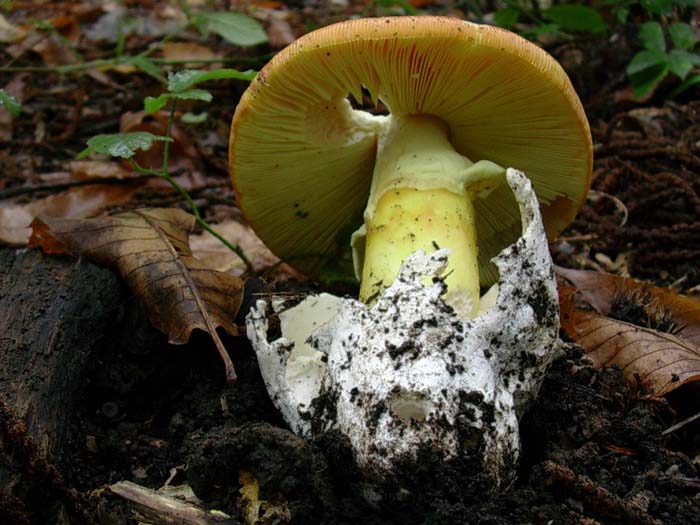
left=0, top=14, right=26, bottom=43
left=560, top=294, right=700, bottom=397
left=0, top=184, right=141, bottom=246
left=161, top=42, right=221, bottom=66
left=85, top=7, right=182, bottom=43
left=189, top=218, right=302, bottom=280
left=30, top=208, right=244, bottom=381
left=557, top=267, right=700, bottom=345
left=251, top=1, right=284, bottom=8
left=252, top=7, right=295, bottom=48
left=558, top=269, right=700, bottom=397
left=32, top=16, right=81, bottom=67
left=68, top=160, right=134, bottom=181
left=0, top=203, right=38, bottom=245
left=238, top=470, right=291, bottom=524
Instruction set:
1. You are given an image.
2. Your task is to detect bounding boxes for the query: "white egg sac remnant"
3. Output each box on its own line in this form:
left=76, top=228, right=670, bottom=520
left=247, top=169, right=562, bottom=488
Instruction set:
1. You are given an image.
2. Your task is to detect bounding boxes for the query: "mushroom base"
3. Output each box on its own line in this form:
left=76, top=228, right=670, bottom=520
left=247, top=169, right=561, bottom=489
left=360, top=186, right=479, bottom=316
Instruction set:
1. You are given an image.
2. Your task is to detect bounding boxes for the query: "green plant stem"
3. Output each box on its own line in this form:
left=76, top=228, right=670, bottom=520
left=503, top=0, right=545, bottom=25
left=128, top=157, right=254, bottom=275
left=0, top=55, right=268, bottom=75
left=163, top=103, right=176, bottom=175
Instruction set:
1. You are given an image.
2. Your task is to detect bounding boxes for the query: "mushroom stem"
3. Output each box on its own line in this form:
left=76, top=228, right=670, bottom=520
left=358, top=115, right=485, bottom=317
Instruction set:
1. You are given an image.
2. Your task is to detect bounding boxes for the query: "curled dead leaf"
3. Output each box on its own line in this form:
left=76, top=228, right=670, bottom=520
left=30, top=208, right=244, bottom=382
left=557, top=267, right=700, bottom=344
left=189, top=219, right=303, bottom=281
left=558, top=268, right=700, bottom=397
left=161, top=42, right=222, bottom=66
left=0, top=14, right=26, bottom=43
left=0, top=184, right=141, bottom=246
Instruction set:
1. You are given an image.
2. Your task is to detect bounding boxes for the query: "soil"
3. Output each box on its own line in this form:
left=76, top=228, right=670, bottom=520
left=5, top=273, right=700, bottom=524
left=2, top=3, right=700, bottom=524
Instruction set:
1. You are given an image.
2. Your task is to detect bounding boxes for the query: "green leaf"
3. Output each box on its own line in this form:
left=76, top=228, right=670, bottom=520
left=669, top=73, right=700, bottom=97
left=639, top=21, right=666, bottom=52
left=167, top=68, right=257, bottom=93
left=181, top=112, right=208, bottom=124
left=375, top=0, right=417, bottom=14
left=493, top=7, right=519, bottom=28
left=522, top=23, right=566, bottom=40
left=640, top=0, right=674, bottom=16
left=544, top=5, right=607, bottom=33
left=668, top=23, right=697, bottom=51
left=123, top=55, right=166, bottom=83
left=195, top=12, right=268, bottom=47
left=614, top=7, right=630, bottom=23
left=0, top=89, right=20, bottom=116
left=144, top=95, right=168, bottom=114
left=627, top=49, right=669, bottom=75
left=163, top=89, right=212, bottom=103
left=144, top=89, right=213, bottom=113
left=668, top=49, right=697, bottom=80
left=78, top=132, right=172, bottom=159
left=627, top=50, right=670, bottom=97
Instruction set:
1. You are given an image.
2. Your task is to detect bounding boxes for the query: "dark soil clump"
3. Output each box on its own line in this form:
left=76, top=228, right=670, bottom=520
left=553, top=102, right=700, bottom=291
left=2, top=251, right=699, bottom=524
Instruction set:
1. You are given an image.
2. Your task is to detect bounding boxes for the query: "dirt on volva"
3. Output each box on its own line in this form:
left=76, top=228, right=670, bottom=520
left=3, top=269, right=699, bottom=524
left=2, top=10, right=700, bottom=525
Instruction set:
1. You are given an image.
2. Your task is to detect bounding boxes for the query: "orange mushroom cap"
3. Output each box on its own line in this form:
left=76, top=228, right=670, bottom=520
left=230, top=16, right=592, bottom=285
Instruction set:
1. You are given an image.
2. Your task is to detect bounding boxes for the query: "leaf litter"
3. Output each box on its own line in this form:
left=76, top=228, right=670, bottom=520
left=558, top=267, right=700, bottom=397
left=29, top=208, right=244, bottom=382
left=2, top=2, right=700, bottom=523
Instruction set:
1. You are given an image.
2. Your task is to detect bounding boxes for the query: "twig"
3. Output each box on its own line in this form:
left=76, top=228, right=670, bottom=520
left=109, top=481, right=237, bottom=525
left=541, top=460, right=663, bottom=525
left=0, top=173, right=156, bottom=200
left=0, top=55, right=271, bottom=74
left=662, top=410, right=700, bottom=436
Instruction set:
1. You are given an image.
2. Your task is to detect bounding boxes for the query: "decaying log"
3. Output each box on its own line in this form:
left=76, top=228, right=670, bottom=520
left=0, top=248, right=126, bottom=523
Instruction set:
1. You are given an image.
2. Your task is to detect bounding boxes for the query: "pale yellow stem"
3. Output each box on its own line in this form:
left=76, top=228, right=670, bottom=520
left=360, top=187, right=479, bottom=316
left=356, top=115, right=487, bottom=317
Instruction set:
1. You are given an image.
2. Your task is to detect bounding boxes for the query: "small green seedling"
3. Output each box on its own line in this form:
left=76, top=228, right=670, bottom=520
left=0, top=89, right=21, bottom=116
left=79, top=68, right=256, bottom=272
left=627, top=21, right=700, bottom=97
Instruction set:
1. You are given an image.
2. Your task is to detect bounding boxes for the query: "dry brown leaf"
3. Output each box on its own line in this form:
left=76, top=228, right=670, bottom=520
left=559, top=291, right=700, bottom=397
left=557, top=267, right=700, bottom=345
left=0, top=14, right=26, bottom=43
left=410, top=0, right=437, bottom=7
left=0, top=184, right=141, bottom=246
left=161, top=42, right=221, bottom=65
left=252, top=7, right=295, bottom=49
left=29, top=208, right=243, bottom=382
left=85, top=6, right=182, bottom=43
left=68, top=160, right=134, bottom=181
left=32, top=16, right=80, bottom=67
left=189, top=219, right=303, bottom=281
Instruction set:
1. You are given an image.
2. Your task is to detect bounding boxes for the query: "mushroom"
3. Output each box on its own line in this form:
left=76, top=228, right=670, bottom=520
left=247, top=169, right=564, bottom=487
left=230, top=16, right=592, bottom=316
left=232, top=16, right=593, bottom=488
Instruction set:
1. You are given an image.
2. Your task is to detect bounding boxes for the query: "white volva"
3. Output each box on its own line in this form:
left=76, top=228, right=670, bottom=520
left=247, top=170, right=562, bottom=487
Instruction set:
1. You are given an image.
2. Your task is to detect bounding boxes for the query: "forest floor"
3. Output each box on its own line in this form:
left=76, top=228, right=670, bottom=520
left=1, top=2, right=700, bottom=524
